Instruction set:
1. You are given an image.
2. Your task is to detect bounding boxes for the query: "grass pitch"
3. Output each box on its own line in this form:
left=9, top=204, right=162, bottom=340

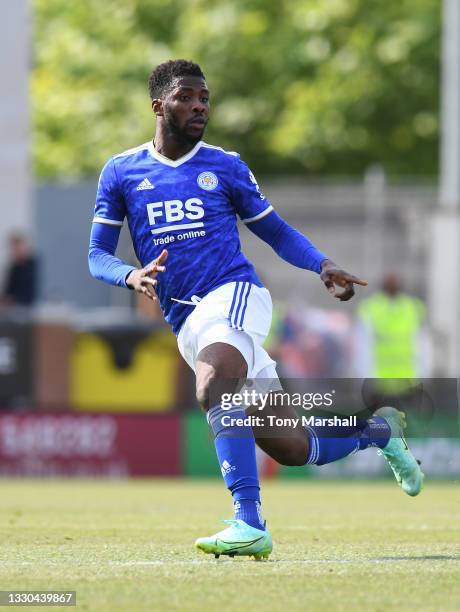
left=0, top=479, right=458, bottom=611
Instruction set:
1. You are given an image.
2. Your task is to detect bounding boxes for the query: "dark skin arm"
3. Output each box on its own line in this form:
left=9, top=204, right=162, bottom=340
left=320, top=259, right=368, bottom=301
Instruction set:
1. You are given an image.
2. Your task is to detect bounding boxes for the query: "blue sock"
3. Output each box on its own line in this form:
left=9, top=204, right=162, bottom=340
left=357, top=416, right=392, bottom=450
left=306, top=416, right=391, bottom=465
left=207, top=405, right=265, bottom=531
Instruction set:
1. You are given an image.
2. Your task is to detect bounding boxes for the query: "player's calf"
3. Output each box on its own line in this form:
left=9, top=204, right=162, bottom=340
left=253, top=428, right=308, bottom=466
left=249, top=394, right=309, bottom=466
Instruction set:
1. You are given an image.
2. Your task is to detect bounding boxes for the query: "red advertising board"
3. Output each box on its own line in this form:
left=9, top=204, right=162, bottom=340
left=0, top=413, right=181, bottom=477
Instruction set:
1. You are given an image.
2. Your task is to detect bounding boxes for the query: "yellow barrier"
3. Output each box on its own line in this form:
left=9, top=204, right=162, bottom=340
left=70, top=331, right=178, bottom=411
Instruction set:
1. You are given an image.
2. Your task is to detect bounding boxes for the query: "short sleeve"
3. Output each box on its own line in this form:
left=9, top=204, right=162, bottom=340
left=93, top=158, right=126, bottom=227
left=232, top=157, right=273, bottom=223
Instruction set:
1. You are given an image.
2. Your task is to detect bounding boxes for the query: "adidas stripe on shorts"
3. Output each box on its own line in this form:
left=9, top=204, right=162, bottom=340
left=177, top=281, right=280, bottom=385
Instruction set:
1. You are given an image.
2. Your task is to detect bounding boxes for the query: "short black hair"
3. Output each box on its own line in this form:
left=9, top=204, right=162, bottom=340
left=148, top=60, right=205, bottom=100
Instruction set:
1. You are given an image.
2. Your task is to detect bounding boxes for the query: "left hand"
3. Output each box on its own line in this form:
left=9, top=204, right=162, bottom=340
left=320, top=260, right=368, bottom=301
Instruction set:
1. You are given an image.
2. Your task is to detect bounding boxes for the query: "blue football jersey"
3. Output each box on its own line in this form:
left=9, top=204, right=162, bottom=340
left=93, top=140, right=274, bottom=334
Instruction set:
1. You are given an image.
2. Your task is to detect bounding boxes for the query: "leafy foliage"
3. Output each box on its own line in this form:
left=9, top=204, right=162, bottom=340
left=32, top=0, right=440, bottom=178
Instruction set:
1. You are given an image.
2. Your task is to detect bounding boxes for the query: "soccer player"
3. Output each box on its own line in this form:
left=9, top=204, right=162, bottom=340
left=89, top=60, right=424, bottom=560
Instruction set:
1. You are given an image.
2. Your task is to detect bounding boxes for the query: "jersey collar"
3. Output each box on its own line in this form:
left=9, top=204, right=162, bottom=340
left=147, top=140, right=202, bottom=167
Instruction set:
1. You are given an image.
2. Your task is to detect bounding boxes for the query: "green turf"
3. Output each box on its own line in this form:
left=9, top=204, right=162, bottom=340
left=0, top=479, right=458, bottom=611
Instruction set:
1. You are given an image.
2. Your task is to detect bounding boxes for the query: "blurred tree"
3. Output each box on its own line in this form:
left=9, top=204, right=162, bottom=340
left=32, top=0, right=440, bottom=179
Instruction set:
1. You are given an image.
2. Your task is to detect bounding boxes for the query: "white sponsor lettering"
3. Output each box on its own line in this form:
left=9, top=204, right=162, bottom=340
left=146, top=202, right=163, bottom=225
left=184, top=198, right=205, bottom=219
left=152, top=229, right=206, bottom=246
left=147, top=198, right=204, bottom=226
left=164, top=200, right=184, bottom=222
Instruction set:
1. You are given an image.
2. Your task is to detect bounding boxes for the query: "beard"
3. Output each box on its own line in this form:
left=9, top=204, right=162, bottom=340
left=164, top=109, right=205, bottom=146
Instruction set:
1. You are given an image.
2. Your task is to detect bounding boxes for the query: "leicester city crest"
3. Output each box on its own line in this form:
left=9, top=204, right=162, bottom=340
left=197, top=171, right=219, bottom=191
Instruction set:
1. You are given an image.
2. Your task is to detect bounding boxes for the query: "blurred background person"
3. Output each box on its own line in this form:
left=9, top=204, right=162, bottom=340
left=275, top=304, right=354, bottom=380
left=355, top=272, right=432, bottom=410
left=1, top=233, right=38, bottom=309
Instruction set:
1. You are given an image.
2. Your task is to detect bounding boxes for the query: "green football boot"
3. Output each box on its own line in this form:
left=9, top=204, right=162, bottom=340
left=374, top=406, right=424, bottom=496
left=195, top=519, right=273, bottom=560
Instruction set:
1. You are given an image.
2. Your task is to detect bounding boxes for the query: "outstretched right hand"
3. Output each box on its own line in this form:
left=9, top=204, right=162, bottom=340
left=126, top=249, right=168, bottom=302
left=320, top=259, right=367, bottom=301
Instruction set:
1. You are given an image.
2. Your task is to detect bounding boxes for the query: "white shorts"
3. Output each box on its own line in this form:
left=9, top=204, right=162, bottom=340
left=177, top=281, right=278, bottom=382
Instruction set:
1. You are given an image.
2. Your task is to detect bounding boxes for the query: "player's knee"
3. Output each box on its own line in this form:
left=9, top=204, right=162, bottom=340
left=195, top=367, right=218, bottom=411
left=195, top=366, right=216, bottom=412
left=195, top=362, right=247, bottom=412
left=196, top=379, right=212, bottom=411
